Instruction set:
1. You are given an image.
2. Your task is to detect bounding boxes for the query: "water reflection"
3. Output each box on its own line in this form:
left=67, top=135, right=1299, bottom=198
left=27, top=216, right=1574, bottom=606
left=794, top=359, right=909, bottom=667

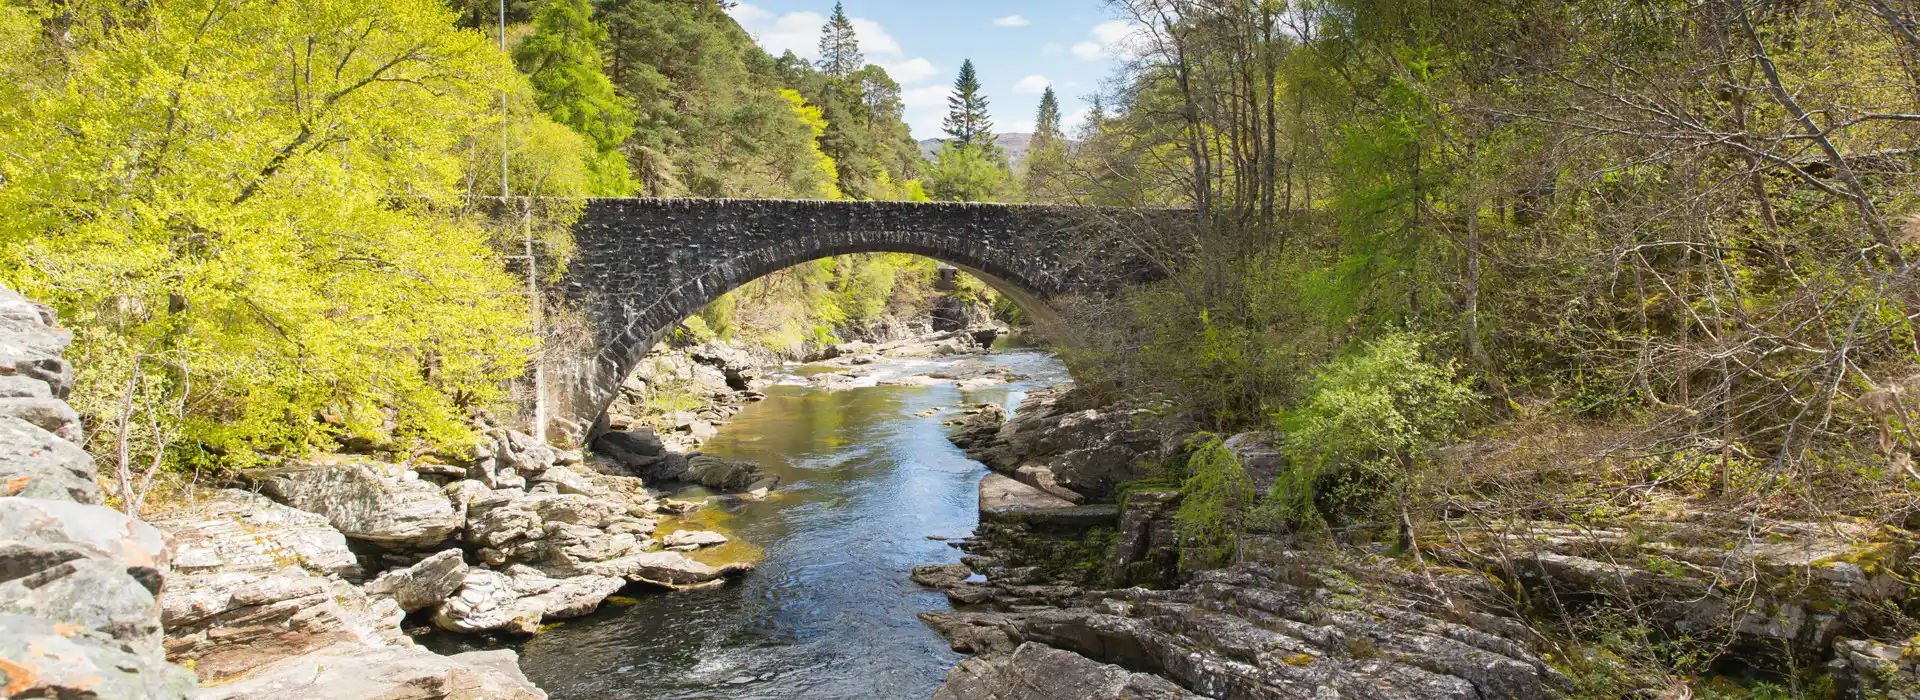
left=435, top=349, right=1068, bottom=700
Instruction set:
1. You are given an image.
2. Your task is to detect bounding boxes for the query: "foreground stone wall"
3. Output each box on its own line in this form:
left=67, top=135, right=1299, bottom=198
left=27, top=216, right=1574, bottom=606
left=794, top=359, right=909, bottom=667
left=548, top=198, right=1183, bottom=443
left=0, top=284, right=200, bottom=697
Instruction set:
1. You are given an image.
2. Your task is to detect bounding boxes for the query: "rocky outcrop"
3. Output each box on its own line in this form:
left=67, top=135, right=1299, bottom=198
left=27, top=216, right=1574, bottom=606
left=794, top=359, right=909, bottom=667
left=602, top=341, right=769, bottom=453
left=934, top=642, right=1205, bottom=700
left=364, top=549, right=468, bottom=613
left=0, top=284, right=199, bottom=698
left=925, top=555, right=1571, bottom=700
left=150, top=490, right=410, bottom=681
left=431, top=567, right=625, bottom=635
left=1429, top=507, right=1919, bottom=665
left=199, top=643, right=546, bottom=700
left=951, top=386, right=1174, bottom=503
left=251, top=459, right=463, bottom=549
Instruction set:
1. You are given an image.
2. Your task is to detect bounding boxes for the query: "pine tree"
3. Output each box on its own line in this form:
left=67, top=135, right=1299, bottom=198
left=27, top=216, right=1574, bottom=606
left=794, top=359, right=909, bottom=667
left=1025, top=86, right=1067, bottom=201
left=816, top=2, right=862, bottom=79
left=942, top=59, right=994, bottom=149
left=1033, top=86, right=1062, bottom=147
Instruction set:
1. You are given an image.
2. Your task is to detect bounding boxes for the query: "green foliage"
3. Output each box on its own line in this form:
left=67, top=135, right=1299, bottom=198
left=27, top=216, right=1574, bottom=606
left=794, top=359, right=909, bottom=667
left=942, top=59, right=995, bottom=149
left=0, top=0, right=577, bottom=468
left=515, top=0, right=637, bottom=196
left=927, top=142, right=1012, bottom=203
left=815, top=2, right=862, bottom=79
left=1174, top=434, right=1256, bottom=570
left=1268, top=333, right=1478, bottom=526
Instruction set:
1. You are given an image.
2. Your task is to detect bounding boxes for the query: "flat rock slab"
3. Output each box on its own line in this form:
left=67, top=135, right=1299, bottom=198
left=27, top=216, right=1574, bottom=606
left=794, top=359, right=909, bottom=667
left=980, top=473, right=1076, bottom=513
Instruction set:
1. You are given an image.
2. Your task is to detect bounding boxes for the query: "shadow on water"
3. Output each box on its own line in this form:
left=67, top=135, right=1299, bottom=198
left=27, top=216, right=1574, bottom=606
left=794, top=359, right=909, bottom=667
left=428, top=349, right=1068, bottom=700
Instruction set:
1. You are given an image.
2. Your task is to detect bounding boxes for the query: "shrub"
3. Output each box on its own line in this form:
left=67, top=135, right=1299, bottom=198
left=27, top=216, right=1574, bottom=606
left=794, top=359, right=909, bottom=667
left=1174, top=434, right=1256, bottom=570
left=1268, top=333, right=1479, bottom=527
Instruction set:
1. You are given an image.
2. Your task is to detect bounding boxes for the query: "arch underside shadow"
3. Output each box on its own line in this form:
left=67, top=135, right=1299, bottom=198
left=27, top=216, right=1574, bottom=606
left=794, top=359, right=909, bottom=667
left=572, top=239, right=1065, bottom=441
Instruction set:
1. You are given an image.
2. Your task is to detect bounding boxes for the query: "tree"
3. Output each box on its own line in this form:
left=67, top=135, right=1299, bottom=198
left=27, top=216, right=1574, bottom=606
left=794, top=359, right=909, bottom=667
left=0, top=0, right=580, bottom=472
left=926, top=141, right=1011, bottom=202
left=1026, top=86, right=1068, bottom=199
left=942, top=59, right=995, bottom=148
left=515, top=0, right=637, bottom=195
left=816, top=1, right=863, bottom=79
left=1034, top=86, right=1064, bottom=146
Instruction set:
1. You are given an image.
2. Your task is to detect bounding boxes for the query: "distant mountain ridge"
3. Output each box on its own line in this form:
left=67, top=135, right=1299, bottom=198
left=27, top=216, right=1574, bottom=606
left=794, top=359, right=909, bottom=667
left=918, top=133, right=1038, bottom=170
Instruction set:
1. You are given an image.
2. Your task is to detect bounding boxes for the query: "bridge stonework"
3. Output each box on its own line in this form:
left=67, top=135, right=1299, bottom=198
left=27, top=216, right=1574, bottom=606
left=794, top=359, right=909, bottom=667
left=546, top=198, right=1178, bottom=442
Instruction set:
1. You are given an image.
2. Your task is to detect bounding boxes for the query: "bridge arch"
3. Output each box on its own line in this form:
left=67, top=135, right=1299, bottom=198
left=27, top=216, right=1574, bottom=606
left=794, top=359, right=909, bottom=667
left=547, top=198, right=1177, bottom=443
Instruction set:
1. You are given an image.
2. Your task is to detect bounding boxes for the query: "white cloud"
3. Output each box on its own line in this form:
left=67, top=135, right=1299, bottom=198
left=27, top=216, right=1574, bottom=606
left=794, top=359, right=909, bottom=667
left=877, top=57, right=938, bottom=84
left=901, top=85, right=951, bottom=108
left=727, top=4, right=827, bottom=58
left=993, top=14, right=1032, bottom=27
left=849, top=18, right=903, bottom=57
left=1062, top=106, right=1093, bottom=134
left=1013, top=74, right=1051, bottom=94
left=728, top=2, right=931, bottom=78
left=1070, top=19, right=1147, bottom=61
left=1090, top=20, right=1135, bottom=45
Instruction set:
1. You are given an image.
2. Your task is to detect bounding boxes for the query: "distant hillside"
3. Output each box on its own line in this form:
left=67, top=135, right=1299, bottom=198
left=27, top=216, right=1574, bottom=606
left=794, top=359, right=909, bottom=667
left=918, top=133, right=1042, bottom=170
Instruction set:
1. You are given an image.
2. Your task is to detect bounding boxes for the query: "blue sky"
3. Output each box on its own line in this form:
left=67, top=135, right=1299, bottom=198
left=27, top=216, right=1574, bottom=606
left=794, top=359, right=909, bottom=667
left=726, top=1, right=1136, bottom=140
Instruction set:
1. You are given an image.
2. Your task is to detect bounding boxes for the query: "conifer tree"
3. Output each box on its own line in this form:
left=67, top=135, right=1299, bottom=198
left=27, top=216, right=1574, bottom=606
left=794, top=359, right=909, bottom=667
left=816, top=2, right=862, bottom=79
left=1033, top=86, right=1063, bottom=148
left=942, top=59, right=994, bottom=149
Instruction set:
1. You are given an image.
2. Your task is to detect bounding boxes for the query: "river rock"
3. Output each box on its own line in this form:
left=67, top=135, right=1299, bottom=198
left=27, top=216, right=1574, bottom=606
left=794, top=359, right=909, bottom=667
left=597, top=550, right=753, bottom=589
left=253, top=459, right=463, bottom=549
left=683, top=455, right=774, bottom=492
left=662, top=530, right=728, bottom=549
left=495, top=429, right=558, bottom=477
left=0, top=497, right=170, bottom=593
left=200, top=642, right=546, bottom=700
left=933, top=642, right=1204, bottom=700
left=596, top=428, right=667, bottom=469
left=912, top=563, right=974, bottom=588
left=0, top=415, right=100, bottom=504
left=364, top=549, right=469, bottom=612
left=0, top=614, right=199, bottom=699
left=432, top=567, right=625, bottom=635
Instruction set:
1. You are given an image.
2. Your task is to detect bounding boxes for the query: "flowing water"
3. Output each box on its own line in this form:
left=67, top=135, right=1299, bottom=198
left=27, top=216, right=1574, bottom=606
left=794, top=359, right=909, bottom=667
left=432, top=347, right=1069, bottom=699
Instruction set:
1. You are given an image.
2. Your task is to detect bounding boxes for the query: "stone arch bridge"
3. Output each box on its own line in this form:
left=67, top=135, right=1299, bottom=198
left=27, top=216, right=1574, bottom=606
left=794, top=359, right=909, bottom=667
left=546, top=198, right=1186, bottom=441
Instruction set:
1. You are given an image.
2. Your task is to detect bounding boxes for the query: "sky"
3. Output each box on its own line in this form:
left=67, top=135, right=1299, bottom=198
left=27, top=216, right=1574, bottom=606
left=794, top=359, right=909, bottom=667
left=725, top=1, right=1138, bottom=140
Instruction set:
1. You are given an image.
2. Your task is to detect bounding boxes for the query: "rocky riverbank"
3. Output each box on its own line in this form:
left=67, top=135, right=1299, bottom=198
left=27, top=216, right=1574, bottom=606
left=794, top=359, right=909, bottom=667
left=917, top=384, right=1920, bottom=699
left=0, top=280, right=1024, bottom=699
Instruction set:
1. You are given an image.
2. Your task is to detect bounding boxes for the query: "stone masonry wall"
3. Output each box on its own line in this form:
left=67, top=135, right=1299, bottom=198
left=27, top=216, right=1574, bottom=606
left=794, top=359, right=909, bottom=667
left=548, top=198, right=1182, bottom=443
left=0, top=284, right=200, bottom=697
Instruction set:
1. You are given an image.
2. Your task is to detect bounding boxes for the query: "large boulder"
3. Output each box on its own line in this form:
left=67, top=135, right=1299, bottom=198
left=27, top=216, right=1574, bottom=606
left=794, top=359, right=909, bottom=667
left=161, top=566, right=408, bottom=681
left=253, top=459, right=462, bottom=549
left=933, top=642, right=1204, bottom=700
left=432, top=567, right=625, bottom=636
left=683, top=455, right=773, bottom=492
left=200, top=642, right=546, bottom=700
left=1223, top=431, right=1287, bottom=493
left=364, top=549, right=469, bottom=613
left=0, top=415, right=100, bottom=504
left=0, top=614, right=199, bottom=699
left=0, top=557, right=165, bottom=654
left=148, top=488, right=360, bottom=580
left=596, top=550, right=754, bottom=589
left=0, top=497, right=170, bottom=593
left=0, top=286, right=75, bottom=398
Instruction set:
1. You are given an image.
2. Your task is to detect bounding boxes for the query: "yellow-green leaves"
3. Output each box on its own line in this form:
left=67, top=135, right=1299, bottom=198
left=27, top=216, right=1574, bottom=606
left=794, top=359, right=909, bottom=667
left=0, top=0, right=565, bottom=470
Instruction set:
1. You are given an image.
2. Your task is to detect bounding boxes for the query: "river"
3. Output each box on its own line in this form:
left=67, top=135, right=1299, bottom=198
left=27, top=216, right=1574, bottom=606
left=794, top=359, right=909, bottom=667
left=430, top=347, right=1069, bottom=699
